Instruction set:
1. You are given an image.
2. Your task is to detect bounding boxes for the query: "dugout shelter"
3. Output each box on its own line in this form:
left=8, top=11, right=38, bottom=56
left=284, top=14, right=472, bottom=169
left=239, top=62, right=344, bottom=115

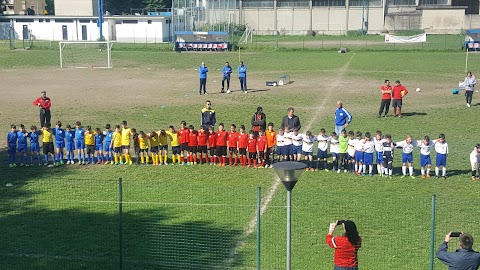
left=465, top=29, right=480, bottom=51
left=174, top=31, right=229, bottom=51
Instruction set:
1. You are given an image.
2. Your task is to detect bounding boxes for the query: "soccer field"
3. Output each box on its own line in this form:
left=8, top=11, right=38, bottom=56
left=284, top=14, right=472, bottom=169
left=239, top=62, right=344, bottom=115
left=1, top=47, right=480, bottom=270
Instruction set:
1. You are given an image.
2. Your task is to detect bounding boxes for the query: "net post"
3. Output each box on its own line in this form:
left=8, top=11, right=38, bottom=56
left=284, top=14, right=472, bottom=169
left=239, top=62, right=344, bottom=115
left=430, top=194, right=436, bottom=270
left=59, top=42, right=63, bottom=68
left=256, top=186, right=261, bottom=270
left=119, top=177, right=124, bottom=270
left=108, top=42, right=112, bottom=68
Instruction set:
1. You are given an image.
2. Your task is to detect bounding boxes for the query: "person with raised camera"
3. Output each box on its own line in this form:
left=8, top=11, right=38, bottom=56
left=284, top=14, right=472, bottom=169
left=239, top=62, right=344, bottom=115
left=326, top=220, right=362, bottom=270
left=436, top=232, right=480, bottom=270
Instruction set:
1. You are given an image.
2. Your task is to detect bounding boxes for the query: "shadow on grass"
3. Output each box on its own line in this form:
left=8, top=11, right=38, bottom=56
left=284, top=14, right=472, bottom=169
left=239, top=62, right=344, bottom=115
left=0, top=207, right=243, bottom=270
left=401, top=112, right=427, bottom=117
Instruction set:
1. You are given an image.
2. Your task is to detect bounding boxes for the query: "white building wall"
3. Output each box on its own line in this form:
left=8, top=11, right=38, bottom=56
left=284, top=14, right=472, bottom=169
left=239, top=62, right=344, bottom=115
left=114, top=20, right=166, bottom=43
left=55, top=0, right=97, bottom=16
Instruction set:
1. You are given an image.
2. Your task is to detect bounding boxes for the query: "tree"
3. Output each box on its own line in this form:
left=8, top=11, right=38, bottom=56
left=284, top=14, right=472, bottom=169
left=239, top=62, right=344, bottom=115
left=45, top=0, right=55, bottom=15
left=105, top=0, right=171, bottom=15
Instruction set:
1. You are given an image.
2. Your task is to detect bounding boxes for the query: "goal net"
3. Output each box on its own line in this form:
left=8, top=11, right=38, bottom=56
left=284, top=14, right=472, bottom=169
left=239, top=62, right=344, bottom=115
left=59, top=41, right=114, bottom=68
left=238, top=26, right=253, bottom=44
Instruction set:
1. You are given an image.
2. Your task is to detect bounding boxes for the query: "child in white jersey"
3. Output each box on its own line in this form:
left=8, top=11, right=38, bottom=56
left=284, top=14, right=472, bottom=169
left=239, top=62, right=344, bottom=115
left=395, top=134, right=416, bottom=179
left=362, top=132, right=375, bottom=176
left=374, top=130, right=385, bottom=176
left=283, top=126, right=293, bottom=161
left=275, top=128, right=285, bottom=163
left=416, top=135, right=435, bottom=178
left=434, top=133, right=448, bottom=178
left=353, top=131, right=364, bottom=176
left=329, top=132, right=340, bottom=172
left=316, top=128, right=329, bottom=171
left=302, top=131, right=317, bottom=171
left=291, top=128, right=303, bottom=161
left=347, top=131, right=356, bottom=173
left=470, top=144, right=480, bottom=181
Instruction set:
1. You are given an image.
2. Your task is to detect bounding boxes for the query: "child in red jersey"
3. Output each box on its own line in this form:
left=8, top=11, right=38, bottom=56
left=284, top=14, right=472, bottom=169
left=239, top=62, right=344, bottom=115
left=228, top=124, right=239, bottom=166
left=178, top=120, right=190, bottom=165
left=237, top=125, right=249, bottom=167
left=247, top=130, right=258, bottom=168
left=187, top=125, right=198, bottom=165
left=215, top=123, right=228, bottom=166
left=326, top=220, right=362, bottom=270
left=257, top=129, right=268, bottom=168
left=197, top=126, right=208, bottom=164
left=208, top=126, right=216, bottom=164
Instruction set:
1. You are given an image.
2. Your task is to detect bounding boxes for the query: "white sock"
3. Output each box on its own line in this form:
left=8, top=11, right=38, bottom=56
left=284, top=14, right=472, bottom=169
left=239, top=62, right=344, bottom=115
left=389, top=169, right=393, bottom=176
left=384, top=167, right=388, bottom=175
left=421, top=169, right=425, bottom=176
left=435, top=167, right=439, bottom=176
left=362, top=165, right=366, bottom=173
left=369, top=165, right=373, bottom=174
left=427, top=168, right=431, bottom=175
left=409, top=166, right=414, bottom=176
left=442, top=167, right=446, bottom=176
left=402, top=166, right=407, bottom=176
left=354, top=164, right=358, bottom=172
left=377, top=164, right=381, bottom=174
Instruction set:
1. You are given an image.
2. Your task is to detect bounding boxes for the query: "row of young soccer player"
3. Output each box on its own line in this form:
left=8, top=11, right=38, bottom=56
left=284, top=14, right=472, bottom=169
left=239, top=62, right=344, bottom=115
left=6, top=120, right=449, bottom=178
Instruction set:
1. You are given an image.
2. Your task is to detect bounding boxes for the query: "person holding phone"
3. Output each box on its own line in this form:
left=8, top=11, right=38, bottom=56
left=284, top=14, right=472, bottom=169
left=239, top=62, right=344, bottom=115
left=326, top=220, right=362, bottom=270
left=436, top=232, right=480, bottom=269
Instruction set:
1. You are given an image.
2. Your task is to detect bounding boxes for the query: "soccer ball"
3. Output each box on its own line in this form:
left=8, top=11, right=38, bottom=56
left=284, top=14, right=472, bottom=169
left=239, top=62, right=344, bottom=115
left=401, top=90, right=406, bottom=97
left=416, top=88, right=421, bottom=92
left=226, top=90, right=231, bottom=94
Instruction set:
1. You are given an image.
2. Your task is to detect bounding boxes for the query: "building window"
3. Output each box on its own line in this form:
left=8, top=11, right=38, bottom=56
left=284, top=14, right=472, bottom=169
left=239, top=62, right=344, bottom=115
left=313, top=0, right=346, bottom=6
left=388, top=0, right=415, bottom=5
left=242, top=0, right=274, bottom=8
left=350, top=0, right=382, bottom=6
left=148, top=20, right=152, bottom=24
left=45, top=19, right=50, bottom=22
left=79, top=19, right=90, bottom=23
left=16, top=18, right=34, bottom=22
left=419, top=0, right=447, bottom=4
left=55, top=19, right=74, bottom=23
left=122, top=20, right=138, bottom=24
left=277, top=0, right=310, bottom=7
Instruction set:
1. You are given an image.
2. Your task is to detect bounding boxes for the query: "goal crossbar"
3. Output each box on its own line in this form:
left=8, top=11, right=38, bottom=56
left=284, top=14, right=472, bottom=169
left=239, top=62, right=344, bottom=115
left=59, top=41, right=115, bottom=69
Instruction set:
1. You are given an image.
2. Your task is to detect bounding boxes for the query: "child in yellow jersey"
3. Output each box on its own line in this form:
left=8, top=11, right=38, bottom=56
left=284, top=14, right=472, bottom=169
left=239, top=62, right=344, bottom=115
left=84, top=126, right=95, bottom=164
left=166, top=125, right=180, bottom=165
left=158, top=130, right=168, bottom=165
left=110, top=125, right=123, bottom=165
left=121, top=120, right=133, bottom=165
left=41, top=122, right=55, bottom=166
left=138, top=131, right=150, bottom=165
left=148, top=131, right=160, bottom=166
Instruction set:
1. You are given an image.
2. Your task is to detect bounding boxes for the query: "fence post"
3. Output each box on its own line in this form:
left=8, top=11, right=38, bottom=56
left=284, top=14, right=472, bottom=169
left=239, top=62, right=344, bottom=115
left=256, top=186, right=261, bottom=270
left=430, top=194, right=436, bottom=270
left=119, top=177, right=124, bottom=270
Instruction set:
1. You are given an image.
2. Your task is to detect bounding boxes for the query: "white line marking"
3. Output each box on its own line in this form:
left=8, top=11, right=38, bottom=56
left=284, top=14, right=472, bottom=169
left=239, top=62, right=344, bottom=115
left=225, top=55, right=355, bottom=267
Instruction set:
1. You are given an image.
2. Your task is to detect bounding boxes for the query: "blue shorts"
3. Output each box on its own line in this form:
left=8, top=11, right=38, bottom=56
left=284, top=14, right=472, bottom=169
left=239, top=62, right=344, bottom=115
left=376, top=151, right=384, bottom=163
left=292, top=145, right=302, bottom=155
left=402, top=152, right=413, bottom=163
left=331, top=153, right=339, bottom=159
left=276, top=145, right=283, bottom=155
left=363, top=152, right=374, bottom=165
left=317, top=149, right=328, bottom=159
left=355, top=151, right=364, bottom=163
left=30, top=143, right=40, bottom=152
left=436, top=153, right=447, bottom=167
left=104, top=142, right=112, bottom=152
left=56, top=141, right=65, bottom=149
left=18, top=144, right=28, bottom=153
left=347, top=154, right=354, bottom=161
left=95, top=145, right=103, bottom=151
left=420, top=154, right=431, bottom=167
left=8, top=144, right=16, bottom=153
left=76, top=140, right=85, bottom=149
left=302, top=151, right=313, bottom=156
left=283, top=145, right=292, bottom=156
left=66, top=142, right=75, bottom=151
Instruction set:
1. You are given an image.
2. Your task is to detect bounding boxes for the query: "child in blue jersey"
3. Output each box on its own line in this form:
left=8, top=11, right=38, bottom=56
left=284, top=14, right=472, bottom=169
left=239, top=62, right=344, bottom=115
left=28, top=125, right=42, bottom=165
left=95, top=128, right=105, bottom=164
left=16, top=124, right=29, bottom=167
left=65, top=124, right=75, bottom=164
left=53, top=121, right=66, bottom=166
left=103, top=124, right=114, bottom=164
left=75, top=121, right=86, bottom=165
left=7, top=125, right=17, bottom=167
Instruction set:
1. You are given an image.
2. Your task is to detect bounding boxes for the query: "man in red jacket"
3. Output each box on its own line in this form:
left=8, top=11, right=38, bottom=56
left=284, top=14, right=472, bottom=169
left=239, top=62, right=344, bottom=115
left=32, top=91, right=51, bottom=127
left=391, top=80, right=408, bottom=118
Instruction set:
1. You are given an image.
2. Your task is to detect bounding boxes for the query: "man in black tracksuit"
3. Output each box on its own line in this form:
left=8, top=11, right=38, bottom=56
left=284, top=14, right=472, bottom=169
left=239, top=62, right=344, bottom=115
left=201, top=100, right=216, bottom=128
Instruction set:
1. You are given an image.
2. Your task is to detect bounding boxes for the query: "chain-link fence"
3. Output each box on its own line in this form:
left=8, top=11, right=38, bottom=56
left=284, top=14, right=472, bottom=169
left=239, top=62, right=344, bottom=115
left=0, top=176, right=476, bottom=270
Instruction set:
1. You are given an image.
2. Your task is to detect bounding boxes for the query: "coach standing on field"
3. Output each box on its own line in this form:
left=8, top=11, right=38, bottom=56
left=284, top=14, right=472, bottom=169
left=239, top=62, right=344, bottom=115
left=221, top=62, right=232, bottom=93
left=199, top=62, right=209, bottom=95
left=281, top=107, right=301, bottom=130
left=201, top=100, right=216, bottom=127
left=334, top=100, right=352, bottom=135
left=238, top=61, right=247, bottom=93
left=392, top=80, right=408, bottom=118
left=33, top=90, right=51, bottom=127
left=378, top=80, right=392, bottom=118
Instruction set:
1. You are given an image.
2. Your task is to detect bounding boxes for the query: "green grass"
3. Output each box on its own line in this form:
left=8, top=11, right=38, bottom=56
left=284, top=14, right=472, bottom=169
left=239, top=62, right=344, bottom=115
left=1, top=48, right=480, bottom=269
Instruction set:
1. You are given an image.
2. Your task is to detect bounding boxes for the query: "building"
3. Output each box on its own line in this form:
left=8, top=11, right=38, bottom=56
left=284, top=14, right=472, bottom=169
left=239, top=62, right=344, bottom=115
left=54, top=0, right=98, bottom=16
left=0, top=15, right=173, bottom=42
left=1, top=0, right=46, bottom=15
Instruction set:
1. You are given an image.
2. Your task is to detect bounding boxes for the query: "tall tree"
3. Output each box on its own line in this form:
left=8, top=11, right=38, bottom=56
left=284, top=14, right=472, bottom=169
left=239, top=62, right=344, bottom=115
left=45, top=0, right=55, bottom=15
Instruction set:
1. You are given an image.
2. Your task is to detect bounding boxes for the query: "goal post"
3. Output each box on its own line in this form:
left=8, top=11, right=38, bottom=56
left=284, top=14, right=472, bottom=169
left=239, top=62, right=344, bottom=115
left=59, top=41, right=114, bottom=69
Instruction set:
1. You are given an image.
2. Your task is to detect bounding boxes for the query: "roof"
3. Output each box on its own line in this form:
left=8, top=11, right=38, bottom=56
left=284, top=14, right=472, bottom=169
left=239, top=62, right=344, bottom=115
left=466, top=29, right=480, bottom=34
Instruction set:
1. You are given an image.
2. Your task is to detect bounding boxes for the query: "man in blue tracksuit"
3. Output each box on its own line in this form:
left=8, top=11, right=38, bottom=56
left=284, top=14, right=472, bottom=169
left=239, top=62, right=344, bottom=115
left=221, top=62, right=232, bottom=93
left=334, top=100, right=352, bottom=135
left=238, top=61, right=247, bottom=93
left=199, top=62, right=208, bottom=95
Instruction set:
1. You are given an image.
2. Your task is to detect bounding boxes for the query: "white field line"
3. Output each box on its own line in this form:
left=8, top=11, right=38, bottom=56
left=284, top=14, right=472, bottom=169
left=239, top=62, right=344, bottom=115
left=225, top=55, right=355, bottom=266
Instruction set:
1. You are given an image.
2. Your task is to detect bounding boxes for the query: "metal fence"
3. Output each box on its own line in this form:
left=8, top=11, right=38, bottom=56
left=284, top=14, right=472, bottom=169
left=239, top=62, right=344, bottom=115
left=0, top=175, right=476, bottom=270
